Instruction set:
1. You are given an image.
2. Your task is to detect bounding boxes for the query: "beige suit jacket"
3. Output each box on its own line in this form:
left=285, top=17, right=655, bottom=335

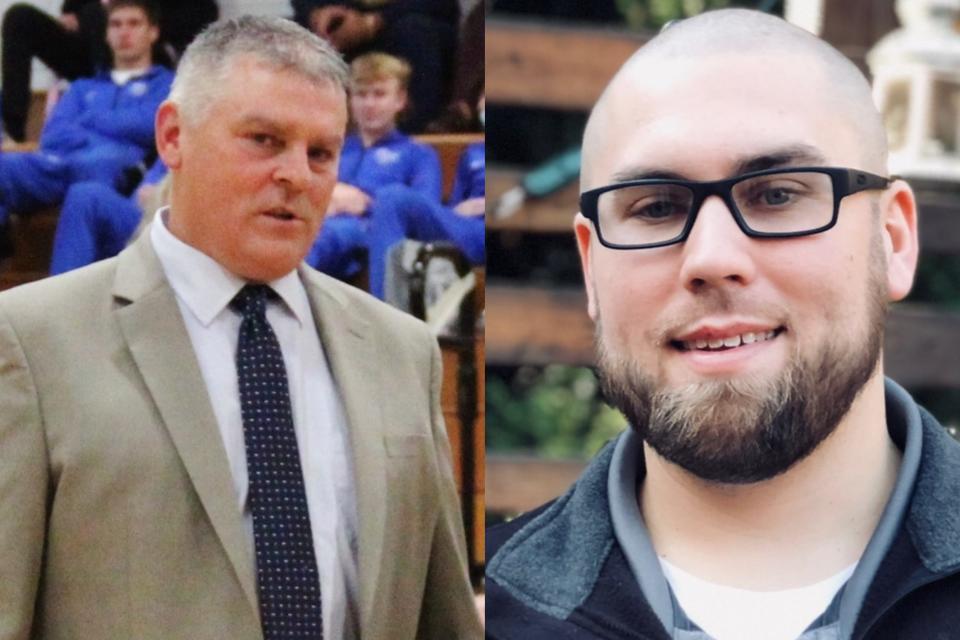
left=0, top=233, right=482, bottom=639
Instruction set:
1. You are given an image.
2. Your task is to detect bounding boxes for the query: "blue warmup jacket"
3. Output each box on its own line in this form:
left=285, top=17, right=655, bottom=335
left=50, top=158, right=169, bottom=275
left=0, top=65, right=173, bottom=222
left=337, top=129, right=442, bottom=204
left=366, top=141, right=485, bottom=299
left=449, top=141, right=485, bottom=204
left=306, top=129, right=441, bottom=277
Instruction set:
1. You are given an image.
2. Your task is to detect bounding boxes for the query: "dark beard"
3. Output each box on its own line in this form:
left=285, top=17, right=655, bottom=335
left=595, top=252, right=888, bottom=484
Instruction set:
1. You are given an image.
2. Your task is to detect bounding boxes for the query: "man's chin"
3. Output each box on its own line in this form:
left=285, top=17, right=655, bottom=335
left=598, top=333, right=881, bottom=485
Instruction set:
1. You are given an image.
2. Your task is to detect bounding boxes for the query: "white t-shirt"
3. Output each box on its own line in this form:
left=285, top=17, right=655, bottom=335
left=111, top=67, right=149, bottom=85
left=660, top=557, right=857, bottom=640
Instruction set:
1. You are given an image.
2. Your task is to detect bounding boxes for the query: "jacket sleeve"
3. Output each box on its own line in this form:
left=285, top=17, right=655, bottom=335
left=407, top=144, right=442, bottom=202
left=0, top=307, right=49, bottom=640
left=448, top=149, right=470, bottom=206
left=415, top=332, right=483, bottom=638
left=81, top=71, right=173, bottom=149
left=39, top=81, right=91, bottom=151
left=141, top=158, right=169, bottom=187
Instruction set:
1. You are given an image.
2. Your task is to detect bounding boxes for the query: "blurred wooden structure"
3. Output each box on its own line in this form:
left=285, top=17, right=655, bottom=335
left=486, top=10, right=960, bottom=517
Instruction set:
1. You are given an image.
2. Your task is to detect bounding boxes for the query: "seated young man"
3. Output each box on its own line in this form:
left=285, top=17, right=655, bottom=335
left=1, top=0, right=216, bottom=142
left=49, top=158, right=167, bottom=275
left=367, top=138, right=484, bottom=299
left=305, top=51, right=441, bottom=280
left=0, top=0, right=172, bottom=227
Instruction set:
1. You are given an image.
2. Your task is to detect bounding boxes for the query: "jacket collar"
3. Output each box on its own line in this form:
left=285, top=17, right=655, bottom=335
left=905, top=404, right=960, bottom=572
left=489, top=380, right=960, bottom=626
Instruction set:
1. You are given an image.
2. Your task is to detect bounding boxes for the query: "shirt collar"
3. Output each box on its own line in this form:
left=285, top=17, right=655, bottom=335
left=149, top=207, right=311, bottom=327
left=360, top=128, right=403, bottom=149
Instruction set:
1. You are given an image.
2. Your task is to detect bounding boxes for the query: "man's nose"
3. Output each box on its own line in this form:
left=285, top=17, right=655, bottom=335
left=678, top=195, right=758, bottom=292
left=273, top=146, right=312, bottom=191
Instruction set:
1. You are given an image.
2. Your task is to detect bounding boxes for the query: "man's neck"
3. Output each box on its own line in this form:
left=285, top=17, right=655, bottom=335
left=639, top=373, right=901, bottom=591
left=113, top=57, right=152, bottom=73
left=359, top=126, right=395, bottom=148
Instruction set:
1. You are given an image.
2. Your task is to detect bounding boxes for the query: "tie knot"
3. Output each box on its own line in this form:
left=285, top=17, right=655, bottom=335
left=230, top=284, right=273, bottom=317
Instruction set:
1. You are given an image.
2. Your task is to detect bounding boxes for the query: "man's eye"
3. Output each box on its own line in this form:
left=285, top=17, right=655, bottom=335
left=308, top=148, right=333, bottom=163
left=250, top=133, right=278, bottom=147
left=743, top=182, right=806, bottom=209
left=627, top=199, right=686, bottom=221
left=761, top=187, right=792, bottom=206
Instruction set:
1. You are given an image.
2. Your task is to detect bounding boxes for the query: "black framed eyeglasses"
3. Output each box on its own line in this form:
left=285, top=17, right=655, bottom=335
left=579, top=167, right=892, bottom=250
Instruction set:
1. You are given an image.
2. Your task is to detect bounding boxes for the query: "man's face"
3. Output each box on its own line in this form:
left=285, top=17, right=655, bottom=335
left=576, top=53, right=909, bottom=482
left=106, top=6, right=158, bottom=68
left=157, top=56, right=348, bottom=282
left=350, top=77, right=406, bottom=137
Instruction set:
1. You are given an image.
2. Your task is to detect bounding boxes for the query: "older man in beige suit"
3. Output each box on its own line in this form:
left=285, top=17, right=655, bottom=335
left=0, top=15, right=481, bottom=640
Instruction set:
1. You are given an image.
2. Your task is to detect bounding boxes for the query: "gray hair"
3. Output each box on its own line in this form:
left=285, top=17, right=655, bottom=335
left=168, top=15, right=349, bottom=125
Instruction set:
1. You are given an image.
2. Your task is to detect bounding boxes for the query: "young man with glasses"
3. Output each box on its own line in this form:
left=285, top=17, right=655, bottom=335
left=487, top=9, right=958, bottom=640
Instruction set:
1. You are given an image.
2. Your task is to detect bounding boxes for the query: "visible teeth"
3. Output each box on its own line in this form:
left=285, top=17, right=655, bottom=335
left=682, top=329, right=779, bottom=351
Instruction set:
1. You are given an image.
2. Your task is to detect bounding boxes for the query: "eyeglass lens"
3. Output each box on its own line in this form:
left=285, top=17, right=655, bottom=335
left=596, top=171, right=835, bottom=245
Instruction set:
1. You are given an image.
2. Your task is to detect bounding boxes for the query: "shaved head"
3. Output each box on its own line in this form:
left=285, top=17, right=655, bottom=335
left=582, top=9, right=887, bottom=190
left=571, top=9, right=920, bottom=485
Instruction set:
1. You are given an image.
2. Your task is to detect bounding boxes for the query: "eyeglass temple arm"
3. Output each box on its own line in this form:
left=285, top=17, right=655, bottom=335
left=845, top=169, right=895, bottom=196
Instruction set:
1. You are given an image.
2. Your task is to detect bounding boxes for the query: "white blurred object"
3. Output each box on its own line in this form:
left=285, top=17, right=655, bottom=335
left=217, top=0, right=290, bottom=19
left=869, top=0, right=960, bottom=180
left=784, top=0, right=825, bottom=35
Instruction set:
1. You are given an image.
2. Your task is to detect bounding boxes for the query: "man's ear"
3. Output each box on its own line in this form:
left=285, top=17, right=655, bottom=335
left=881, top=179, right=920, bottom=302
left=155, top=101, right=184, bottom=170
left=574, top=212, right=599, bottom=321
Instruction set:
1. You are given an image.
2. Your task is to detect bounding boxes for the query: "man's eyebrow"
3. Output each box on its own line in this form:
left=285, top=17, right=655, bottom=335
left=237, top=115, right=344, bottom=147
left=732, top=145, right=828, bottom=175
left=610, top=168, right=689, bottom=182
left=238, top=115, right=283, bottom=132
left=608, top=145, right=829, bottom=184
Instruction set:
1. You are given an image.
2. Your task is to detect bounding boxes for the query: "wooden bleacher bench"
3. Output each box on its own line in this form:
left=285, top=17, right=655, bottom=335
left=406, top=132, right=485, bottom=575
left=487, top=18, right=649, bottom=111
left=413, top=132, right=483, bottom=202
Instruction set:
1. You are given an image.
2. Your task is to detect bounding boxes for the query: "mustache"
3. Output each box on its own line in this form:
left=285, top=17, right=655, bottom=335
left=651, top=290, right=790, bottom=344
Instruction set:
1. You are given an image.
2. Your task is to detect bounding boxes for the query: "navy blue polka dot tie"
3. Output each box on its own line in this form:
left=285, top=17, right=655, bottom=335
left=232, top=285, right=323, bottom=639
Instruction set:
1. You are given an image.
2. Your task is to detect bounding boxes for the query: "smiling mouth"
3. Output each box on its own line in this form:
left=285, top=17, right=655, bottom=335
left=671, top=327, right=786, bottom=352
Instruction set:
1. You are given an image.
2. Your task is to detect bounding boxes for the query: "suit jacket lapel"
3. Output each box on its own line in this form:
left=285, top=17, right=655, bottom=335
left=300, top=269, right=390, bottom=634
left=111, top=234, right=260, bottom=617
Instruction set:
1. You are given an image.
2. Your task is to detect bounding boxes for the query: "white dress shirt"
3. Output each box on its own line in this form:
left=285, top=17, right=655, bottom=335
left=150, top=210, right=360, bottom=639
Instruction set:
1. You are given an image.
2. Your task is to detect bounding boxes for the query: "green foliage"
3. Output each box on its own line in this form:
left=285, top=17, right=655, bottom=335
left=910, top=255, right=960, bottom=309
left=615, top=0, right=735, bottom=30
left=487, top=365, right=626, bottom=459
